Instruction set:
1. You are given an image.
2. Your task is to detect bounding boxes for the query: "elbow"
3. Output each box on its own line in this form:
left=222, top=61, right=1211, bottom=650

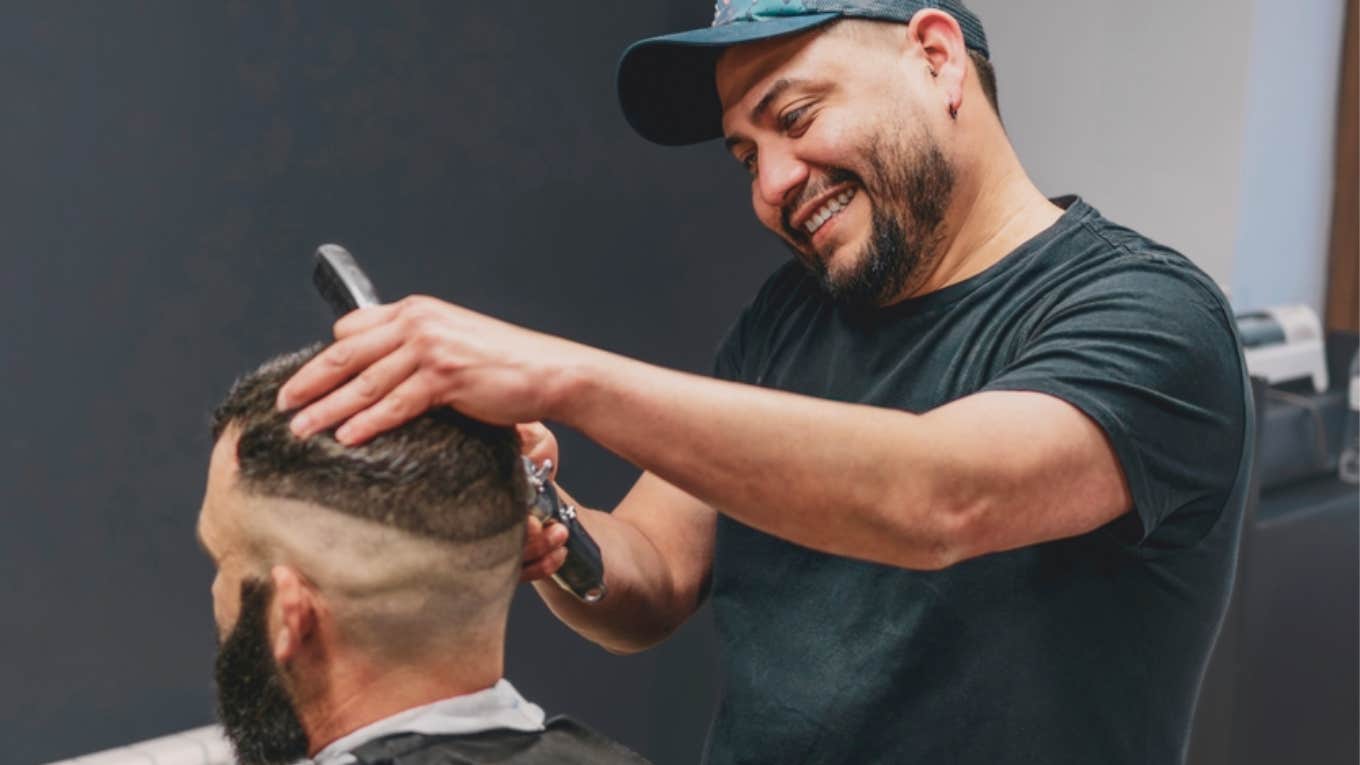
left=587, top=594, right=696, bottom=655
left=599, top=637, right=660, bottom=656
left=880, top=479, right=991, bottom=571
left=592, top=621, right=680, bottom=655
left=919, top=512, right=979, bottom=570
left=926, top=487, right=995, bottom=569
left=599, top=640, right=646, bottom=656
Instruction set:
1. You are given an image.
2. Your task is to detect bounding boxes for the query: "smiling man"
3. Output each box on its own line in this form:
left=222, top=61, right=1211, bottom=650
left=714, top=24, right=970, bottom=308
left=275, top=2, right=1252, bottom=762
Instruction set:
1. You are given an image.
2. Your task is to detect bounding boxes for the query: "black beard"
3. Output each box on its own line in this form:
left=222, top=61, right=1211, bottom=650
left=782, top=129, right=955, bottom=309
left=214, top=579, right=310, bottom=765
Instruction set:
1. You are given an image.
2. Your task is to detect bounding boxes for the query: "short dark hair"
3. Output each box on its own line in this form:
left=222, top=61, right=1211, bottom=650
left=970, top=49, right=1000, bottom=118
left=211, top=345, right=527, bottom=545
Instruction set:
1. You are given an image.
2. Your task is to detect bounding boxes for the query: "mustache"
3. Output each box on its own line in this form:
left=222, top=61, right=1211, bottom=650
left=780, top=167, right=863, bottom=242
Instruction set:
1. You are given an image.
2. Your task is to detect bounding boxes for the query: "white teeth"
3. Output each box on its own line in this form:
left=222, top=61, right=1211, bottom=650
left=805, top=188, right=856, bottom=234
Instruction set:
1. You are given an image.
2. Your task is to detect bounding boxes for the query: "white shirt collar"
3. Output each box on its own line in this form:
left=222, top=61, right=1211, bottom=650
left=311, top=678, right=544, bottom=765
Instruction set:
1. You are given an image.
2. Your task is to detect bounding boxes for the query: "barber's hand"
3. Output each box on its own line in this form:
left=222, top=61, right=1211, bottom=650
left=521, top=515, right=570, bottom=583
left=277, top=296, right=593, bottom=444
left=518, top=421, right=567, bottom=582
left=517, top=421, right=560, bottom=475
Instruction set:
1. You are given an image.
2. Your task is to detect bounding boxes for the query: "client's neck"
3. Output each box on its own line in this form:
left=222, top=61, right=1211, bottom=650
left=299, top=638, right=506, bottom=756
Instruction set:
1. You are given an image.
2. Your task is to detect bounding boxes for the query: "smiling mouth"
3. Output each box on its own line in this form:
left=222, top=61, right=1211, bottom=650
left=803, top=188, right=856, bottom=235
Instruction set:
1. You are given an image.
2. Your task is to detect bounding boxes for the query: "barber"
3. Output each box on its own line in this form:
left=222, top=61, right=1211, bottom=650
left=277, top=2, right=1251, bottom=763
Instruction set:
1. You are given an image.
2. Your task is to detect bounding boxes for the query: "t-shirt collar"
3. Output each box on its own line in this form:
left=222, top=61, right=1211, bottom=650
left=311, top=678, right=545, bottom=765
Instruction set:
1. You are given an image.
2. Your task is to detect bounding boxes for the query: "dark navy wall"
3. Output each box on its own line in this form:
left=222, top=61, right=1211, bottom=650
left=0, top=2, right=777, bottom=762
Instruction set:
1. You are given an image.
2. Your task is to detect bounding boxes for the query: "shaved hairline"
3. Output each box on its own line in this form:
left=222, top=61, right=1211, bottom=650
left=217, top=428, right=524, bottom=661
left=241, top=490, right=523, bottom=657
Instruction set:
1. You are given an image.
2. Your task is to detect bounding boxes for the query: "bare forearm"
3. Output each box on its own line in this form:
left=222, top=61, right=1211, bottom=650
left=552, top=350, right=967, bottom=569
left=532, top=505, right=697, bottom=653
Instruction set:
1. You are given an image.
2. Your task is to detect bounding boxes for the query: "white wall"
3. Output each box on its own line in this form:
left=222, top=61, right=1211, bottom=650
left=968, top=0, right=1346, bottom=310
left=1230, top=0, right=1347, bottom=313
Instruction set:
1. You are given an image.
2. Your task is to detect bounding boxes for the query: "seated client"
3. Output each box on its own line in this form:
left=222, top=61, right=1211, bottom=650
left=198, top=346, right=647, bottom=765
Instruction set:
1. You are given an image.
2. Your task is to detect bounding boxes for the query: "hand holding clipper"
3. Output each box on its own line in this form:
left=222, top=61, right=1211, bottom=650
left=311, top=244, right=608, bottom=603
left=523, top=457, right=607, bottom=603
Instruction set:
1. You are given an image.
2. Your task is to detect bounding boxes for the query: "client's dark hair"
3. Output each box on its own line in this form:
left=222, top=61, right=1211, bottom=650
left=211, top=344, right=527, bottom=544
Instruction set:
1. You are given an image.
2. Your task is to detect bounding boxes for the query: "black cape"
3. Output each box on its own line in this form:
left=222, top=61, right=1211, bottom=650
left=347, top=716, right=651, bottom=765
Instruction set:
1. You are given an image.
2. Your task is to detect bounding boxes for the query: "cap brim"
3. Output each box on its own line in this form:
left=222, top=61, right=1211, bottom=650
left=617, top=13, right=839, bottom=146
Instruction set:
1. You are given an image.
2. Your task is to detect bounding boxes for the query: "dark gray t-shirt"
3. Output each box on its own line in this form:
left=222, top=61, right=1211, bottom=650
left=705, top=197, right=1251, bottom=765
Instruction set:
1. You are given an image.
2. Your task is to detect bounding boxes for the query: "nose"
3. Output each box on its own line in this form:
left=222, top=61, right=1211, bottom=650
left=754, top=143, right=809, bottom=210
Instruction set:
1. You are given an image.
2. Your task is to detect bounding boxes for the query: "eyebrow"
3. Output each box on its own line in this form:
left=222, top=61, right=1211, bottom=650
left=724, top=77, right=815, bottom=153
left=752, top=77, right=806, bottom=123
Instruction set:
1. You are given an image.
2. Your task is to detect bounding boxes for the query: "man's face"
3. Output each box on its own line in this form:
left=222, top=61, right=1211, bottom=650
left=198, top=434, right=309, bottom=765
left=717, top=24, right=956, bottom=308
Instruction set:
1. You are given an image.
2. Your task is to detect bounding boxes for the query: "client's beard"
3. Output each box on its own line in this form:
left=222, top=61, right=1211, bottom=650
left=214, top=579, right=310, bottom=765
left=782, top=128, right=956, bottom=310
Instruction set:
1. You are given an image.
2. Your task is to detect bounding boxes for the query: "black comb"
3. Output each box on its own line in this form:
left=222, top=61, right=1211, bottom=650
left=313, top=244, right=380, bottom=315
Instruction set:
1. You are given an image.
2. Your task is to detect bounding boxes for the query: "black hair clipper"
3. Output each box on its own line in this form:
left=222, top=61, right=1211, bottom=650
left=312, top=244, right=608, bottom=603
left=523, top=457, right=607, bottom=602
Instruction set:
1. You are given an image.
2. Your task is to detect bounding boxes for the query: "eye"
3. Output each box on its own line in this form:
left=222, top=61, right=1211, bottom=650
left=740, top=152, right=758, bottom=177
left=779, top=102, right=815, bottom=134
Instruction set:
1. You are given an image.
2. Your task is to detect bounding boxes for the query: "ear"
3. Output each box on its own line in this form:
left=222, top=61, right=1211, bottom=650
left=268, top=565, right=319, bottom=664
left=909, top=10, right=968, bottom=119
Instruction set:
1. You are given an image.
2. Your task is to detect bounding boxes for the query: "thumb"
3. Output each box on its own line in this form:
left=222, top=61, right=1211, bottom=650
left=516, top=421, right=559, bottom=477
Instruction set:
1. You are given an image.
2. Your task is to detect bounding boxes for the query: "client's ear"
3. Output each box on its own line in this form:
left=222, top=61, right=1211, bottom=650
left=268, top=565, right=318, bottom=664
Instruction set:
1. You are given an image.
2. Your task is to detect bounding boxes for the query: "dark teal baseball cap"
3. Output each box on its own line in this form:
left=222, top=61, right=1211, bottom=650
left=618, top=0, right=989, bottom=146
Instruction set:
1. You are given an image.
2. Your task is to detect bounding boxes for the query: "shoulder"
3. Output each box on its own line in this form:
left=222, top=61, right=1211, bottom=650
left=1043, top=200, right=1235, bottom=337
left=1009, top=199, right=1249, bottom=445
left=989, top=202, right=1250, bottom=543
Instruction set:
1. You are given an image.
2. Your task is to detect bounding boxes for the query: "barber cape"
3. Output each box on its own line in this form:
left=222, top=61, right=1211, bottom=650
left=310, top=679, right=649, bottom=765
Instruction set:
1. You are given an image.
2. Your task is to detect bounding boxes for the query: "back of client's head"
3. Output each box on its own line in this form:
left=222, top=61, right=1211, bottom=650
left=210, top=343, right=527, bottom=654
left=200, top=344, right=527, bottom=763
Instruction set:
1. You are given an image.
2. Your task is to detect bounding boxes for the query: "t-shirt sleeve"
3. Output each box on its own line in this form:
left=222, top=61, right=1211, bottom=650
left=981, top=261, right=1248, bottom=542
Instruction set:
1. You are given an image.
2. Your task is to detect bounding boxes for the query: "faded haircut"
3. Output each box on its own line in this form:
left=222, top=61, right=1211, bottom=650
left=211, top=344, right=528, bottom=546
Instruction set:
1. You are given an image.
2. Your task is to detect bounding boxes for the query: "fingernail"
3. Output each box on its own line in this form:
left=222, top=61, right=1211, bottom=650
left=335, top=424, right=353, bottom=444
left=275, top=388, right=291, bottom=411
left=290, top=414, right=311, bottom=437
